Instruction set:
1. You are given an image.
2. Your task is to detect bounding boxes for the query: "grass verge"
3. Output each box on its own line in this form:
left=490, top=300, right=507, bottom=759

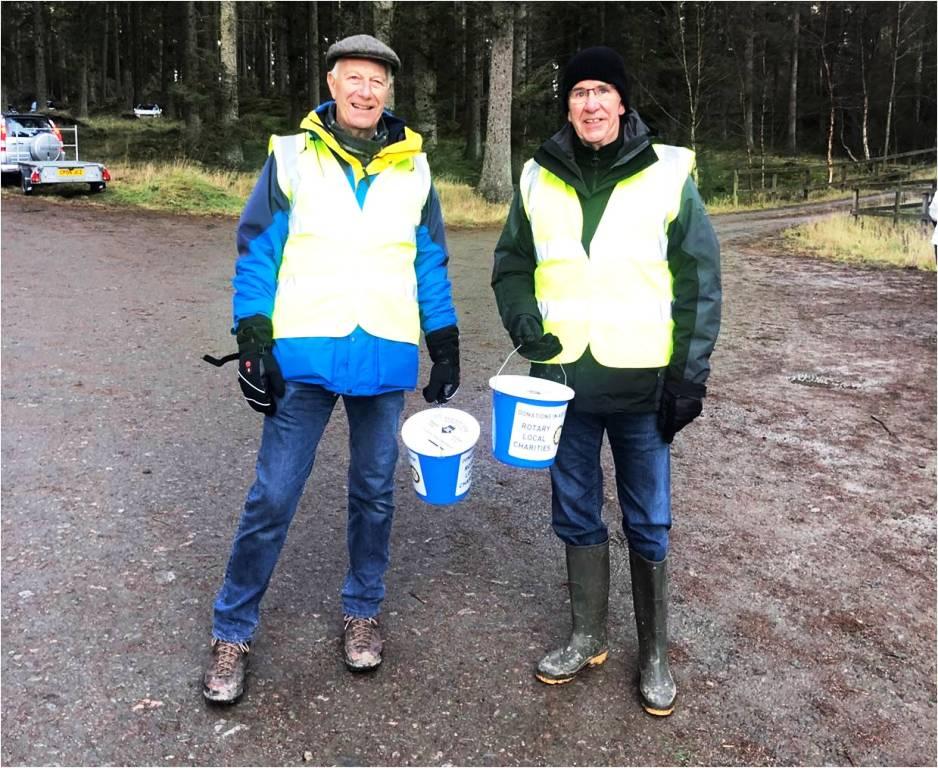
left=782, top=212, right=936, bottom=271
left=103, top=161, right=254, bottom=216
left=436, top=177, right=509, bottom=229
left=4, top=160, right=510, bottom=227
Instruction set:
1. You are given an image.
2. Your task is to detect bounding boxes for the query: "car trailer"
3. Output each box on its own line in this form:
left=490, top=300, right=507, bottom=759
left=18, top=125, right=110, bottom=195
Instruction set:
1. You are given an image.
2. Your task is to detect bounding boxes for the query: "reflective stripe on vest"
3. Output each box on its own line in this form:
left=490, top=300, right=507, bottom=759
left=268, top=133, right=430, bottom=344
left=519, top=144, right=694, bottom=368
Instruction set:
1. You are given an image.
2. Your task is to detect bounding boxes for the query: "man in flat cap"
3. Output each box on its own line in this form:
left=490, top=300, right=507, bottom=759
left=491, top=46, right=721, bottom=716
left=203, top=34, right=460, bottom=703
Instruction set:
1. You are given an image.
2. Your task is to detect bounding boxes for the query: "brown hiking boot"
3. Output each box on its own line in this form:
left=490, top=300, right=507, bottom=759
left=202, top=638, right=250, bottom=703
left=343, top=615, right=383, bottom=671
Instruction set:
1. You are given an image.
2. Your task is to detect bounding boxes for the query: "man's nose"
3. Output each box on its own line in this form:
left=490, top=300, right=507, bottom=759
left=584, top=93, right=602, bottom=109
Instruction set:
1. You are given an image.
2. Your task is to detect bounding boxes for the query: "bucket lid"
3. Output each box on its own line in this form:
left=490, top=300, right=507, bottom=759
left=488, top=374, right=575, bottom=403
left=401, top=407, right=481, bottom=457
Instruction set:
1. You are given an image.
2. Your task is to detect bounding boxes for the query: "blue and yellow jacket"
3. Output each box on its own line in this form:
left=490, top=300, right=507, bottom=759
left=233, top=103, right=457, bottom=396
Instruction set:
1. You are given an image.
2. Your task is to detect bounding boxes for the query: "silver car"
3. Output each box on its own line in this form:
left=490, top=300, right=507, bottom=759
left=1, top=113, right=65, bottom=175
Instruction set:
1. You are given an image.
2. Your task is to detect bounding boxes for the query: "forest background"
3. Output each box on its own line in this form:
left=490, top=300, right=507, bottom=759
left=0, top=0, right=935, bottom=204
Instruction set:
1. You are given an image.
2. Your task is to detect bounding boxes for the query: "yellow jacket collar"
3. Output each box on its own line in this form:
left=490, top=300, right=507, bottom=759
left=299, top=110, right=423, bottom=182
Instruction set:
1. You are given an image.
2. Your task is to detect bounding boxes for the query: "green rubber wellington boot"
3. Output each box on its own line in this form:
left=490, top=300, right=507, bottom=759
left=629, top=548, right=677, bottom=716
left=535, top=540, right=609, bottom=684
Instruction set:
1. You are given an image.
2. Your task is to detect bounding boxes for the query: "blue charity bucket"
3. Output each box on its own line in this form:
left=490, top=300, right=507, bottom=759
left=489, top=348, right=576, bottom=469
left=401, top=408, right=481, bottom=505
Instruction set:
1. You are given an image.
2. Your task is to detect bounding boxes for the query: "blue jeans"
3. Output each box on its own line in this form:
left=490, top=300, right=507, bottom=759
left=212, top=382, right=405, bottom=643
left=550, top=410, right=671, bottom=562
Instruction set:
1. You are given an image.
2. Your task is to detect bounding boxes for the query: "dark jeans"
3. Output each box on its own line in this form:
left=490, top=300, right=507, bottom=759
left=550, top=409, right=671, bottom=561
left=212, top=382, right=405, bottom=643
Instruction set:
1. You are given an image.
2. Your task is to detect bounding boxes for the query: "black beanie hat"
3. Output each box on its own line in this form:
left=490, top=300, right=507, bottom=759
left=561, top=46, right=630, bottom=107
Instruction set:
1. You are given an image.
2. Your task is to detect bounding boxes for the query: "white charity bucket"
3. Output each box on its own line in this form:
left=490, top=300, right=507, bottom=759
left=489, top=347, right=575, bottom=469
left=400, top=408, right=480, bottom=505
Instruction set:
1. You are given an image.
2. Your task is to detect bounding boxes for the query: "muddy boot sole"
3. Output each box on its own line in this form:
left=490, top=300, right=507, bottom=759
left=534, top=649, right=608, bottom=685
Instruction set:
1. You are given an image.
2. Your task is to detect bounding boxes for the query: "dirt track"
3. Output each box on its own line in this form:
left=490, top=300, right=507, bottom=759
left=1, top=192, right=935, bottom=767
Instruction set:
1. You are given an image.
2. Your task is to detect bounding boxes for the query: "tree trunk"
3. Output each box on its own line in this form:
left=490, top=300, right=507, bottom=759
left=308, top=2, right=321, bottom=109
left=743, top=4, right=756, bottom=159
left=479, top=3, right=514, bottom=203
left=130, top=2, right=143, bottom=106
left=101, top=2, right=109, bottom=99
left=413, top=3, right=438, bottom=149
left=759, top=40, right=767, bottom=184
left=286, top=4, right=305, bottom=126
left=32, top=1, right=47, bottom=109
left=820, top=8, right=835, bottom=183
left=78, top=18, right=89, bottom=119
left=511, top=1, right=528, bottom=176
left=260, top=6, right=270, bottom=97
left=464, top=7, right=483, bottom=162
left=676, top=1, right=705, bottom=156
left=373, top=1, right=394, bottom=109
left=219, top=2, right=239, bottom=121
left=786, top=3, right=799, bottom=155
left=882, top=2, right=902, bottom=157
left=219, top=1, right=243, bottom=165
left=277, top=6, right=289, bottom=97
left=743, top=5, right=755, bottom=157
left=859, top=16, right=871, bottom=160
left=112, top=4, right=122, bottom=103
left=913, top=25, right=923, bottom=125
left=512, top=2, right=527, bottom=90
left=160, top=3, right=172, bottom=115
left=183, top=0, right=201, bottom=135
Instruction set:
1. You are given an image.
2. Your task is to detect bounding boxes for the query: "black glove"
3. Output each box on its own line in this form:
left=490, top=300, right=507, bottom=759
left=236, top=315, right=285, bottom=416
left=509, top=314, right=563, bottom=362
left=422, top=325, right=460, bottom=404
left=657, top=379, right=706, bottom=444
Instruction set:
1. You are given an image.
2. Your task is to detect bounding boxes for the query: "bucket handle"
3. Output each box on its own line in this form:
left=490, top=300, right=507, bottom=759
left=495, top=345, right=568, bottom=387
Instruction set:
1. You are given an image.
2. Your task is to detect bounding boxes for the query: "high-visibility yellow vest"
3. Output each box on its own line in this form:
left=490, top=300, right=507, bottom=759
left=519, top=144, right=694, bottom=367
left=268, top=128, right=430, bottom=344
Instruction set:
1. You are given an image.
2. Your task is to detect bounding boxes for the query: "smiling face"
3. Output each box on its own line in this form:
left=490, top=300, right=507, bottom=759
left=326, top=58, right=390, bottom=139
left=567, top=79, right=625, bottom=150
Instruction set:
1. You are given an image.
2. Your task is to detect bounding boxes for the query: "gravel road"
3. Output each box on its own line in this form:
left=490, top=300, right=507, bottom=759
left=1, top=192, right=935, bottom=766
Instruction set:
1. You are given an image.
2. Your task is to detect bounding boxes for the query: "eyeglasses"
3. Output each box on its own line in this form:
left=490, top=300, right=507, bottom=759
left=568, top=85, right=617, bottom=104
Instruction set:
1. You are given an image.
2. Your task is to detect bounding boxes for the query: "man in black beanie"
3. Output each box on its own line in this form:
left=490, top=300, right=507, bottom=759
left=491, top=46, right=722, bottom=717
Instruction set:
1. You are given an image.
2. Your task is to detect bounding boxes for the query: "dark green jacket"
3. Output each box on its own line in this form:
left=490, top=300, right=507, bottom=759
left=491, top=112, right=722, bottom=413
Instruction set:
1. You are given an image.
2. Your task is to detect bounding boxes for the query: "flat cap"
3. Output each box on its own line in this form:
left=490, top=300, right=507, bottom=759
left=326, top=34, right=401, bottom=74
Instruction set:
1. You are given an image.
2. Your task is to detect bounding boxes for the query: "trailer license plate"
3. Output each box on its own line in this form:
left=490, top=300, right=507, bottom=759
left=58, top=168, right=84, bottom=177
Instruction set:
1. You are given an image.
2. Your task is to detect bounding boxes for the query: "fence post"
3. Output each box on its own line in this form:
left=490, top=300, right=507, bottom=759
left=732, top=169, right=738, bottom=207
left=853, top=188, right=860, bottom=219
left=803, top=169, right=810, bottom=200
left=771, top=173, right=778, bottom=200
left=922, top=192, right=931, bottom=224
left=893, top=182, right=903, bottom=225
left=840, top=165, right=847, bottom=190
left=748, top=169, right=754, bottom=204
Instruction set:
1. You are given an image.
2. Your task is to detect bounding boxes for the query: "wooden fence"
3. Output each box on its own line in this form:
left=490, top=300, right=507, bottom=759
left=851, top=180, right=936, bottom=225
left=731, top=147, right=936, bottom=206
